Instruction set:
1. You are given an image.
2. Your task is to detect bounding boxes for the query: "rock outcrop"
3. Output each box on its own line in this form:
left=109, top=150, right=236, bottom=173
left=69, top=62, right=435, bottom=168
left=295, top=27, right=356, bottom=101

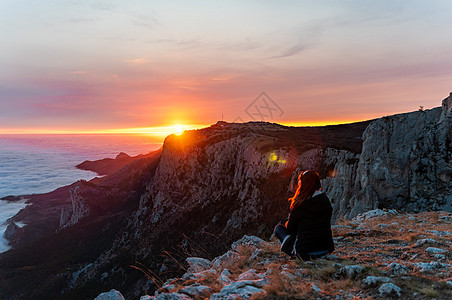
left=60, top=184, right=97, bottom=228
left=323, top=93, right=452, bottom=218
left=3, top=222, right=23, bottom=242
left=2, top=95, right=451, bottom=300
left=68, top=95, right=451, bottom=299
left=126, top=210, right=451, bottom=300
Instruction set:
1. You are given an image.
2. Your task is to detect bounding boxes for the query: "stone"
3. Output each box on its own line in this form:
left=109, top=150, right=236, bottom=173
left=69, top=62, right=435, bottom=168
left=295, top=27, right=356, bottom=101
left=249, top=248, right=263, bottom=261
left=425, top=247, right=447, bottom=254
left=3, top=222, right=21, bottom=240
left=212, top=250, right=243, bottom=270
left=439, top=215, right=451, bottom=221
left=231, top=235, right=269, bottom=251
left=433, top=254, right=446, bottom=260
left=182, top=269, right=216, bottom=281
left=237, top=269, right=262, bottom=281
left=335, top=265, right=364, bottom=279
left=153, top=293, right=192, bottom=300
left=426, top=230, right=451, bottom=236
left=94, top=289, right=126, bottom=300
left=412, top=261, right=451, bottom=273
left=210, top=281, right=267, bottom=300
left=361, top=276, right=391, bottom=289
left=185, top=257, right=212, bottom=273
left=378, top=283, right=402, bottom=297
left=218, top=269, right=233, bottom=286
left=220, top=279, right=266, bottom=292
left=387, top=262, right=410, bottom=275
left=353, top=209, right=398, bottom=221
left=178, top=284, right=213, bottom=298
left=311, top=283, right=323, bottom=293
left=280, top=270, right=297, bottom=280
left=323, top=254, right=340, bottom=260
left=414, top=238, right=441, bottom=247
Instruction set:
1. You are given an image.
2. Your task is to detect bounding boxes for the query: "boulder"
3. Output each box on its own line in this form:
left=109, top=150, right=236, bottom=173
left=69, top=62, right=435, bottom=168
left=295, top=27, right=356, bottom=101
left=94, top=289, right=125, bottom=300
left=361, top=276, right=391, bottom=289
left=231, top=235, right=269, bottom=251
left=379, top=283, right=402, bottom=297
left=414, top=238, right=441, bottom=247
left=237, top=269, right=262, bottom=281
left=210, top=280, right=267, bottom=300
left=353, top=209, right=398, bottom=221
left=3, top=222, right=21, bottom=240
left=335, top=265, right=364, bottom=279
left=218, top=269, right=233, bottom=286
left=387, top=262, right=411, bottom=275
left=185, top=257, right=212, bottom=273
left=178, top=284, right=213, bottom=299
left=425, top=247, right=447, bottom=254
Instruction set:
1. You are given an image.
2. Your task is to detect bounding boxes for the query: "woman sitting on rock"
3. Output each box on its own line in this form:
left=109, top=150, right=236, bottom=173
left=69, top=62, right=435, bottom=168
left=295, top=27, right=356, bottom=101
left=274, top=170, right=335, bottom=260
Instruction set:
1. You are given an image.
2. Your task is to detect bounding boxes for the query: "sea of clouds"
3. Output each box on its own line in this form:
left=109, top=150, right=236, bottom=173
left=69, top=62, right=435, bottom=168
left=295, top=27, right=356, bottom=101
left=0, top=200, right=28, bottom=253
left=0, top=134, right=161, bottom=252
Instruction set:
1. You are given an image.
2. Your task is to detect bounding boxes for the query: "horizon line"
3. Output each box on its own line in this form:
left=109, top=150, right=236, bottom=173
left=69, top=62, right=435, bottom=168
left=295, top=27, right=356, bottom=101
left=0, top=119, right=372, bottom=135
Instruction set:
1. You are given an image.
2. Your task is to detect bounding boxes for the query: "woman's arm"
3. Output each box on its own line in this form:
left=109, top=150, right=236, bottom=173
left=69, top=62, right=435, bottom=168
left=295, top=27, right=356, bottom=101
left=285, top=207, right=301, bottom=234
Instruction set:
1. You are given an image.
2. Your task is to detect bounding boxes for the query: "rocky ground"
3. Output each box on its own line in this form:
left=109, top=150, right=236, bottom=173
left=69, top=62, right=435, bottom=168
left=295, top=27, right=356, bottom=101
left=96, top=209, right=451, bottom=299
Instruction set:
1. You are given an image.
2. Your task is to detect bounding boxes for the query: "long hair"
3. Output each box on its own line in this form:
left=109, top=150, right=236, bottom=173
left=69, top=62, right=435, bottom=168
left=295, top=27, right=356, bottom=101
left=288, top=170, right=321, bottom=211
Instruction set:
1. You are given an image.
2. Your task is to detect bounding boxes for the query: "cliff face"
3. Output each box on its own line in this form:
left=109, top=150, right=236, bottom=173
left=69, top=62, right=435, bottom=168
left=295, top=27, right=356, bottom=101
left=2, top=95, right=451, bottom=299
left=65, top=122, right=370, bottom=299
left=323, top=93, right=452, bottom=219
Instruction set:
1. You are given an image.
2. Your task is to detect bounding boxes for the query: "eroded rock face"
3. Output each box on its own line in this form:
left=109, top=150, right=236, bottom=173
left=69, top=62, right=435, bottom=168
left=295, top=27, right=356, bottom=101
left=4, top=222, right=21, bottom=240
left=323, top=93, right=452, bottom=218
left=132, top=130, right=298, bottom=251
left=60, top=183, right=99, bottom=229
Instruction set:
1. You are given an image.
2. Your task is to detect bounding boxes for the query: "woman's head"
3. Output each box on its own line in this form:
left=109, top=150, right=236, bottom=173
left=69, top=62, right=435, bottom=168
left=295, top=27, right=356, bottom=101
left=288, top=170, right=321, bottom=210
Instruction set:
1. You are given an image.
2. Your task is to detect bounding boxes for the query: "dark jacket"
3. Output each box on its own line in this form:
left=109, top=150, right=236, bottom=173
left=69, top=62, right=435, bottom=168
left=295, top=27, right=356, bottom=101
left=286, top=192, right=335, bottom=258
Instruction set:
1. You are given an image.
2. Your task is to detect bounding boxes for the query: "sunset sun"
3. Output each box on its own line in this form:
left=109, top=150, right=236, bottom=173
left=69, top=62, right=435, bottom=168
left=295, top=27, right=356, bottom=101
left=174, top=125, right=184, bottom=135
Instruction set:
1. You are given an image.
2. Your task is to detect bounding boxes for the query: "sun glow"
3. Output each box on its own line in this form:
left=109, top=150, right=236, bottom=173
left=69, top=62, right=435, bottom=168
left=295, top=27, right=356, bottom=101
left=0, top=124, right=209, bottom=136
left=174, top=125, right=184, bottom=136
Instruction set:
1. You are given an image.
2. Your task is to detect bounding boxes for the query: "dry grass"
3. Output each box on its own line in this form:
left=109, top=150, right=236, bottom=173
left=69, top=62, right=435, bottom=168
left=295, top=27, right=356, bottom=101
left=151, top=211, right=451, bottom=299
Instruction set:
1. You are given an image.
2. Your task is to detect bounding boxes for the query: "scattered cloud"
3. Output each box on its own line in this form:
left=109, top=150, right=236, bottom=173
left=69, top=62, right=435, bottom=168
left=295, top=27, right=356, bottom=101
left=90, top=2, right=116, bottom=12
left=123, top=58, right=152, bottom=64
left=68, top=17, right=99, bottom=24
left=132, top=15, right=161, bottom=28
left=70, top=70, right=88, bottom=74
left=268, top=42, right=309, bottom=59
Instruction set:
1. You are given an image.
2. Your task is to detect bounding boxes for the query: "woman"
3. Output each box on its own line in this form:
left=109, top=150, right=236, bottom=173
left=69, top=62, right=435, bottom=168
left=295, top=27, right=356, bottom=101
left=274, top=170, right=334, bottom=260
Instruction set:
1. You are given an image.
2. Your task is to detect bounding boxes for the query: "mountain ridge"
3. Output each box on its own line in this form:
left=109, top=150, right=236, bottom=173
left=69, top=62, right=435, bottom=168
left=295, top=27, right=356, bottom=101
left=0, top=93, right=450, bottom=299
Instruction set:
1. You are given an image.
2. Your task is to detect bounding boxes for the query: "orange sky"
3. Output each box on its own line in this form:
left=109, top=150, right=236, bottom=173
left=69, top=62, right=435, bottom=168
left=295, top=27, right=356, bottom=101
left=1, top=1, right=452, bottom=134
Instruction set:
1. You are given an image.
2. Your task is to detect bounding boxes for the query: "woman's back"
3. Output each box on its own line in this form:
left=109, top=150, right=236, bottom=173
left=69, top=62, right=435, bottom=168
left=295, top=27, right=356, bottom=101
left=287, top=192, right=334, bottom=257
left=274, top=171, right=335, bottom=260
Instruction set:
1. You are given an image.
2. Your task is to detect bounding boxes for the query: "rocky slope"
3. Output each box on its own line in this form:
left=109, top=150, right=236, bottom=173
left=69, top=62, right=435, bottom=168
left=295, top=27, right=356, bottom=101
left=68, top=95, right=450, bottom=299
left=1, top=94, right=451, bottom=299
left=0, top=149, right=162, bottom=299
left=98, top=210, right=452, bottom=299
left=323, top=93, right=452, bottom=220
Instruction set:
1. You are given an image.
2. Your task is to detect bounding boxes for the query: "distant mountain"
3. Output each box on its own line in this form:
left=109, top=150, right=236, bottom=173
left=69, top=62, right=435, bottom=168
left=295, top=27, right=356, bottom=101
left=76, top=151, right=160, bottom=176
left=0, top=93, right=450, bottom=299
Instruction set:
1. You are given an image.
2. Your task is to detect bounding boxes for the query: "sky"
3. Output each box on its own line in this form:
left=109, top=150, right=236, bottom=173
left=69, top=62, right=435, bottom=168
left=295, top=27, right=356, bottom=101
left=1, top=0, right=452, bottom=134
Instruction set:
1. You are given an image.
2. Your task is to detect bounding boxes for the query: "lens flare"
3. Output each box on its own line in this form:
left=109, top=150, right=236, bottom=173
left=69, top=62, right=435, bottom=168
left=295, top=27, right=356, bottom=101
left=269, top=152, right=278, bottom=162
left=174, top=125, right=184, bottom=135
left=268, top=152, right=288, bottom=164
